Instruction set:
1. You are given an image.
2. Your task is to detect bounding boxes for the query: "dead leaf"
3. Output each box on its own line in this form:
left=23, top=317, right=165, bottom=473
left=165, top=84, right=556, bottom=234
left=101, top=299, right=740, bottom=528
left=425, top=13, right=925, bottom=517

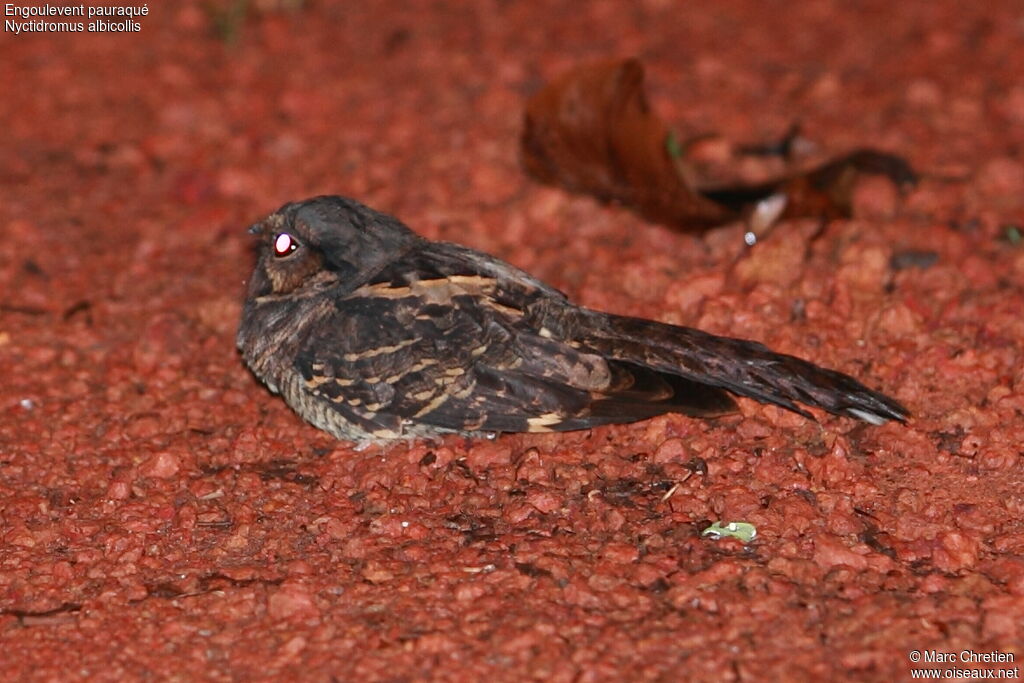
left=522, top=58, right=734, bottom=227
left=521, top=59, right=916, bottom=232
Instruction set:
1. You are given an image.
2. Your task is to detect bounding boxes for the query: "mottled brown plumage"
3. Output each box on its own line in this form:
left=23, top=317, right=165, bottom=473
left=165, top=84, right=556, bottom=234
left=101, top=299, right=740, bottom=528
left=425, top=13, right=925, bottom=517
left=237, top=196, right=907, bottom=443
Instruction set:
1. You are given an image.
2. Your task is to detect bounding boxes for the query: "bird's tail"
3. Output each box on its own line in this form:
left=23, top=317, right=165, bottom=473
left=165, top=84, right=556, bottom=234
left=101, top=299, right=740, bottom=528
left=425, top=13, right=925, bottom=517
left=578, top=312, right=908, bottom=425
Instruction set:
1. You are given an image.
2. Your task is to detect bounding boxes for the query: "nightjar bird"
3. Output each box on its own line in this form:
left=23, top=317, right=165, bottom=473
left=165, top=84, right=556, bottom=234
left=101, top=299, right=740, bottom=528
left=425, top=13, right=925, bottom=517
left=237, top=195, right=907, bottom=443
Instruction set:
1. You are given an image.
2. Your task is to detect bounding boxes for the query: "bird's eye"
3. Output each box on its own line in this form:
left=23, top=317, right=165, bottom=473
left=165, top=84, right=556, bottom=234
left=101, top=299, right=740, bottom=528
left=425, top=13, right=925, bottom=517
left=273, top=233, right=299, bottom=257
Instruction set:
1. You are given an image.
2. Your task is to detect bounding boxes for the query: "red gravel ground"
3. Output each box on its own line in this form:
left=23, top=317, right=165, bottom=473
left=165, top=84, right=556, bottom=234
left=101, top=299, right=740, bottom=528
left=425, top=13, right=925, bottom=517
left=3, top=1, right=1024, bottom=680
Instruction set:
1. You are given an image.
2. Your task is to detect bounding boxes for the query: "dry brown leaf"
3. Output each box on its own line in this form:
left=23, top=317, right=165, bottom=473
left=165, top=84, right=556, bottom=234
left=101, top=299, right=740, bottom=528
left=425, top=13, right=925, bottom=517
left=521, top=58, right=916, bottom=232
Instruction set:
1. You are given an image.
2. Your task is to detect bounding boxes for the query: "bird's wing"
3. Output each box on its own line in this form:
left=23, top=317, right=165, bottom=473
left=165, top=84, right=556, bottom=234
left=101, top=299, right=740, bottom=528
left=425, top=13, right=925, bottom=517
left=293, top=255, right=736, bottom=436
left=566, top=311, right=908, bottom=424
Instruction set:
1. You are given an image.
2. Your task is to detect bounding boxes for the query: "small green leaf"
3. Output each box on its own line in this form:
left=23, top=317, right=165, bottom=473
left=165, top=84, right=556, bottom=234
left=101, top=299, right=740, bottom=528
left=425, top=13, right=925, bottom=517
left=1002, top=224, right=1022, bottom=246
left=701, top=521, right=757, bottom=543
left=665, top=130, right=683, bottom=160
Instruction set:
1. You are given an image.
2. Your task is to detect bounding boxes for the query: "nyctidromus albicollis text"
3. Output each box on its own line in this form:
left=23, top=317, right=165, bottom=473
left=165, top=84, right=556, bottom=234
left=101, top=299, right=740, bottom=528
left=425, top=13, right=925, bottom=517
left=237, top=196, right=907, bottom=442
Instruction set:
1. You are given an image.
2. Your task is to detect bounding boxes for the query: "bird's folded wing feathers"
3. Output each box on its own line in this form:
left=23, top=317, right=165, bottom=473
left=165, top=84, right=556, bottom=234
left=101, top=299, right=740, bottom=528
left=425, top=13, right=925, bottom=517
left=292, top=269, right=739, bottom=434
left=570, top=313, right=908, bottom=424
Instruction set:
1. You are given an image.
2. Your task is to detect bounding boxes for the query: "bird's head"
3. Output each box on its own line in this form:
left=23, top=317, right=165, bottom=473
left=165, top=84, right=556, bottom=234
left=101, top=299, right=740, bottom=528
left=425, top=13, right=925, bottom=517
left=245, top=195, right=421, bottom=299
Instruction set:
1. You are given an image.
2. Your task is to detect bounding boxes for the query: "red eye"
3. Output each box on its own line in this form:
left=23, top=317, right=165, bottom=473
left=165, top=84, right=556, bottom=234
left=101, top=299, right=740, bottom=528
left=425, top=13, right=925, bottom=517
left=273, top=233, right=298, bottom=257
